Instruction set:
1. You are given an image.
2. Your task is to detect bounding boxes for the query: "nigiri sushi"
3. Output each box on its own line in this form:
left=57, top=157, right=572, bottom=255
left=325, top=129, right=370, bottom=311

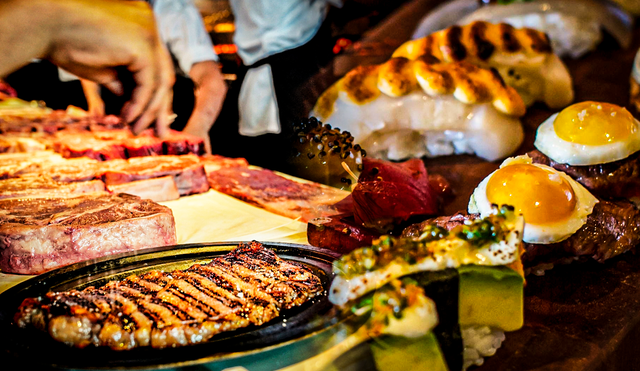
left=394, top=21, right=574, bottom=108
left=412, top=0, right=633, bottom=59
left=311, top=57, right=525, bottom=162
left=328, top=206, right=525, bottom=369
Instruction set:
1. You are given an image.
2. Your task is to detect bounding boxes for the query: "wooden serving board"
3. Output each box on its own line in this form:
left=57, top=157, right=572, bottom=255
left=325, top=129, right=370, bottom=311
left=335, top=1, right=640, bottom=369
left=419, top=8, right=640, bottom=371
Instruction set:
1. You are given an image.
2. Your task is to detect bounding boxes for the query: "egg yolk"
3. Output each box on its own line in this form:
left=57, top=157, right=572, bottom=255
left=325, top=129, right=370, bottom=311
left=553, top=101, right=636, bottom=146
left=486, top=164, right=576, bottom=224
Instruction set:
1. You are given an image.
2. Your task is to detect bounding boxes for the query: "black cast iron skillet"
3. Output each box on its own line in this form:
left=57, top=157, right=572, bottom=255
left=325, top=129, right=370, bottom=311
left=0, top=242, right=358, bottom=371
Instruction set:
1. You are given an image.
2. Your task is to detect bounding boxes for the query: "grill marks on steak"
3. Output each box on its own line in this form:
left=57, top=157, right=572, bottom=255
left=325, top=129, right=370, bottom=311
left=402, top=200, right=640, bottom=268
left=528, top=150, right=640, bottom=199
left=0, top=193, right=177, bottom=274
left=14, top=242, right=323, bottom=349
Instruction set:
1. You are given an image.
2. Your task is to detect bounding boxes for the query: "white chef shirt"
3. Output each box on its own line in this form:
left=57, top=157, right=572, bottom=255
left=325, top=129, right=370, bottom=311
left=60, top=0, right=218, bottom=81
left=150, top=0, right=218, bottom=76
left=228, top=0, right=343, bottom=137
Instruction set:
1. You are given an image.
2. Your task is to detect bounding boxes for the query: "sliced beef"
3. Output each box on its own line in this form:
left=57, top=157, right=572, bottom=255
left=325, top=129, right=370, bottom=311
left=106, top=176, right=180, bottom=202
left=0, top=112, right=124, bottom=135
left=52, top=129, right=204, bottom=160
left=206, top=166, right=348, bottom=222
left=162, top=130, right=205, bottom=155
left=123, top=135, right=164, bottom=157
left=39, top=157, right=104, bottom=182
left=402, top=211, right=478, bottom=238
left=528, top=149, right=640, bottom=200
left=200, top=154, right=249, bottom=173
left=0, top=135, right=47, bottom=153
left=307, top=214, right=380, bottom=253
left=0, top=151, right=62, bottom=179
left=102, top=155, right=209, bottom=196
left=0, top=193, right=177, bottom=274
left=54, top=130, right=128, bottom=160
left=0, top=175, right=105, bottom=200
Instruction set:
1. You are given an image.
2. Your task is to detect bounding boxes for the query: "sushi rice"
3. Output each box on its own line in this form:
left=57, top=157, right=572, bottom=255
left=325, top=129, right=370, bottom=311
left=462, top=325, right=506, bottom=370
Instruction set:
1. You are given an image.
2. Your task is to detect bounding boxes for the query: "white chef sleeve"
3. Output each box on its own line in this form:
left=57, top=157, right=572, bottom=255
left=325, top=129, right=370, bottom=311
left=152, top=0, right=219, bottom=76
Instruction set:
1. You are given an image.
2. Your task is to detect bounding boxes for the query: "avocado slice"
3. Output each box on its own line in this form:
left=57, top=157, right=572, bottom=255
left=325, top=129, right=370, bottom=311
left=458, top=265, right=524, bottom=332
left=370, top=332, right=449, bottom=371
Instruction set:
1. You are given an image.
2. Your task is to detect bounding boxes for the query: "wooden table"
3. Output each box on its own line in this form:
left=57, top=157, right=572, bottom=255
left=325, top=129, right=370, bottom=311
left=328, top=1, right=640, bottom=369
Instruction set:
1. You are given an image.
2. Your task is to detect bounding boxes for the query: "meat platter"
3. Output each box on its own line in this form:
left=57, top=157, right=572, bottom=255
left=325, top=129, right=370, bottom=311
left=0, top=242, right=354, bottom=370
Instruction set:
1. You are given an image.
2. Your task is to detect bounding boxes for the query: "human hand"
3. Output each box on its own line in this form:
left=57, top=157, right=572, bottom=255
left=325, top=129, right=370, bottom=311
left=44, top=0, right=175, bottom=137
left=80, top=79, right=105, bottom=117
left=184, top=61, right=227, bottom=154
left=183, top=120, right=213, bottom=155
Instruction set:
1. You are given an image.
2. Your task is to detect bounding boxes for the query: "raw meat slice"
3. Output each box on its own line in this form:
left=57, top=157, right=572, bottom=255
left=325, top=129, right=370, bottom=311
left=0, top=135, right=47, bottom=153
left=0, top=175, right=105, bottom=200
left=52, top=129, right=204, bottom=160
left=161, top=130, right=205, bottom=155
left=39, top=157, right=103, bottom=182
left=102, top=155, right=209, bottom=196
left=200, top=154, right=249, bottom=173
left=0, top=151, right=63, bottom=179
left=123, top=135, right=164, bottom=157
left=206, top=166, right=349, bottom=222
left=106, top=176, right=180, bottom=202
left=307, top=214, right=379, bottom=253
left=0, top=193, right=177, bottom=274
left=54, top=130, right=127, bottom=160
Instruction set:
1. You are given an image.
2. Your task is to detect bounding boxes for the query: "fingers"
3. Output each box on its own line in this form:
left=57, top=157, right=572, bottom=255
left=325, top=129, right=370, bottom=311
left=121, top=64, right=156, bottom=125
left=155, top=90, right=174, bottom=139
left=128, top=41, right=175, bottom=136
left=103, top=80, right=123, bottom=96
left=204, top=133, right=212, bottom=155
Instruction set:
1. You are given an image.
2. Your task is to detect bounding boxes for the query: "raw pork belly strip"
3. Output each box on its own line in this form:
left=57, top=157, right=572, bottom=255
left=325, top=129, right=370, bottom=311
left=0, top=193, right=176, bottom=274
left=14, top=242, right=323, bottom=349
left=206, top=166, right=349, bottom=222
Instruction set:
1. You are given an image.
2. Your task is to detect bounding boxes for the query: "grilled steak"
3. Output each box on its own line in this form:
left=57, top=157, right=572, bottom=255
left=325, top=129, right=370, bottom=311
left=528, top=149, right=640, bottom=200
left=0, top=193, right=176, bottom=274
left=402, top=200, right=640, bottom=268
left=14, top=242, right=323, bottom=349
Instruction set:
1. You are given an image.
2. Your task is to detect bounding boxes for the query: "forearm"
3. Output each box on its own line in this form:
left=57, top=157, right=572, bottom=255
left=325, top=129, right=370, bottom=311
left=0, top=0, right=57, bottom=77
left=184, top=61, right=227, bottom=134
